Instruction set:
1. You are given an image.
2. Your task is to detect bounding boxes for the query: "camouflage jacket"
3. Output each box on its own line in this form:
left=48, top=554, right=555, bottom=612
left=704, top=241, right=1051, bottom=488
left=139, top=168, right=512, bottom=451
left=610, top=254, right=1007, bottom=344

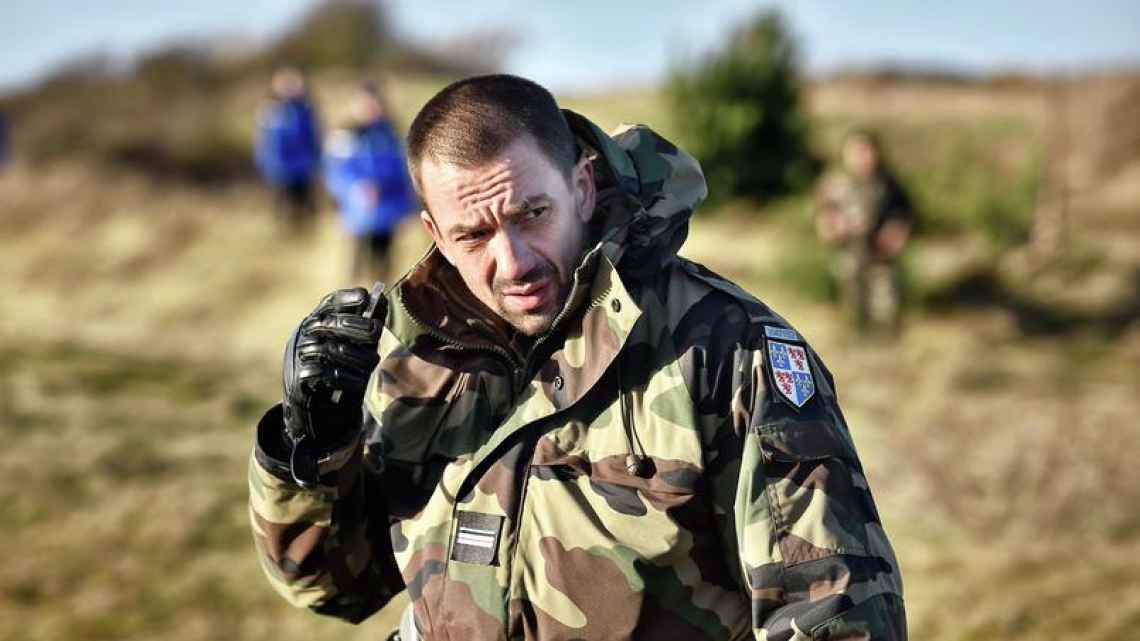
left=250, top=112, right=906, bottom=640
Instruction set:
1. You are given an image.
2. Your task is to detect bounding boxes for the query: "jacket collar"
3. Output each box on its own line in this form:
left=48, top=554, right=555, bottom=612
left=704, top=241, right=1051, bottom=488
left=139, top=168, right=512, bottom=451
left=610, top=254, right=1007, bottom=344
left=456, top=253, right=643, bottom=485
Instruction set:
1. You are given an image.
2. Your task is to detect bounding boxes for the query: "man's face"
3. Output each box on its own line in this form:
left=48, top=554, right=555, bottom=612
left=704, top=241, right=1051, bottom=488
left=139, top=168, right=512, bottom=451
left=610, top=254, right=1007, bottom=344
left=272, top=69, right=304, bottom=99
left=843, top=136, right=879, bottom=179
left=419, top=136, right=596, bottom=337
left=352, top=93, right=383, bottom=126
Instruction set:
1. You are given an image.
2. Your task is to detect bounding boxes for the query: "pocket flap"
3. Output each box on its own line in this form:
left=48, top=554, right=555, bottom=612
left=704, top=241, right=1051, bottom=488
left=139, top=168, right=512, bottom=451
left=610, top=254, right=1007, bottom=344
left=757, top=420, right=858, bottom=463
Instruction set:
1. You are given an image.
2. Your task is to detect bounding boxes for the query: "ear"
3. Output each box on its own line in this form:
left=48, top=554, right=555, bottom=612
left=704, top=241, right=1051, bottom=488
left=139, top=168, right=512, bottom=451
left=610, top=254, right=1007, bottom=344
left=420, top=210, right=453, bottom=264
left=573, top=155, right=596, bottom=223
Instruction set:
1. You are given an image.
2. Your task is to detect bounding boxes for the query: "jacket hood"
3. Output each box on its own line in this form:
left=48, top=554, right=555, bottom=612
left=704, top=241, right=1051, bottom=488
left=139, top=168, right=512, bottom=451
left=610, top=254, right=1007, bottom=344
left=564, top=110, right=707, bottom=283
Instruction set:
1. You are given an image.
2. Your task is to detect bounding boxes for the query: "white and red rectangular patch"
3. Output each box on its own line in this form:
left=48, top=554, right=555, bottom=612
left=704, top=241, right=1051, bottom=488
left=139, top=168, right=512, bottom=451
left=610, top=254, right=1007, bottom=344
left=451, top=511, right=503, bottom=565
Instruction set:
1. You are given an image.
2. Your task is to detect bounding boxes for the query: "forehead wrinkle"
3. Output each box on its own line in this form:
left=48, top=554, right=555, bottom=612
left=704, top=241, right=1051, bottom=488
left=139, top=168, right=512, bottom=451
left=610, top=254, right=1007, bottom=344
left=454, top=163, right=514, bottom=209
left=427, top=139, right=558, bottom=234
left=435, top=168, right=506, bottom=236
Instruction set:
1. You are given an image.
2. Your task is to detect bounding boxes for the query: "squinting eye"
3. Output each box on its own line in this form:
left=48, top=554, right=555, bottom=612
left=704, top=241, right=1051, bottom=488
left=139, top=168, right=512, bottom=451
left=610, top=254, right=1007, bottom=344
left=458, top=230, right=488, bottom=244
left=526, top=206, right=548, bottom=220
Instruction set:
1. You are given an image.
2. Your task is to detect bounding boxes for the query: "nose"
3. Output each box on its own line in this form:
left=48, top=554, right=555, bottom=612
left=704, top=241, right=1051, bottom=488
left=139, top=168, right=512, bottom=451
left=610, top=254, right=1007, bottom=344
left=491, top=228, right=537, bottom=282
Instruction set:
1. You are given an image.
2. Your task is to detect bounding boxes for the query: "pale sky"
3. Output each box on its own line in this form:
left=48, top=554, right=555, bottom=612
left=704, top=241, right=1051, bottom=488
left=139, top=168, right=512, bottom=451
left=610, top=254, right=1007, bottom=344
left=1, top=1, right=1138, bottom=94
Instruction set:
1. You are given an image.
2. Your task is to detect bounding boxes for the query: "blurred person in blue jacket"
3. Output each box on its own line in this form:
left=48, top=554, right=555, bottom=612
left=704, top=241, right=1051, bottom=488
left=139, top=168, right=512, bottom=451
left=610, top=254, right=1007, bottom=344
left=323, top=82, right=416, bottom=282
left=254, top=66, right=322, bottom=231
left=0, top=111, right=10, bottom=170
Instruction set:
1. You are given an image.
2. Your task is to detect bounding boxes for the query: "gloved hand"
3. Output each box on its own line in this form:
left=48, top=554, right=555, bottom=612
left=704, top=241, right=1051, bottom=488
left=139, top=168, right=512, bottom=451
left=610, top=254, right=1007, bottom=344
left=282, top=286, right=385, bottom=487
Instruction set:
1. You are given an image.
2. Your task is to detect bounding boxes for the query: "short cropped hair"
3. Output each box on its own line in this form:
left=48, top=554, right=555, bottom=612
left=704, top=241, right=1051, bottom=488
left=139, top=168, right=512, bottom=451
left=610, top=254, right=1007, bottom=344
left=842, top=128, right=882, bottom=154
left=406, top=74, right=578, bottom=202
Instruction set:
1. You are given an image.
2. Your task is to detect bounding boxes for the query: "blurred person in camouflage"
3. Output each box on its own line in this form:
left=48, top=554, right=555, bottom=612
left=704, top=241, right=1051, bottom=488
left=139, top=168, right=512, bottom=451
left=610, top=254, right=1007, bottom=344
left=248, top=75, right=905, bottom=640
left=254, top=66, right=323, bottom=232
left=814, top=130, right=915, bottom=337
left=323, top=82, right=417, bottom=283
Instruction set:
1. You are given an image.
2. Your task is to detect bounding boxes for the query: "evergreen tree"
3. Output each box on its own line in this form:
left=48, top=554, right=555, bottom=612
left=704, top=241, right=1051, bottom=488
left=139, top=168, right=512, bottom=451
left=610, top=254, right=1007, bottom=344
left=667, top=11, right=818, bottom=205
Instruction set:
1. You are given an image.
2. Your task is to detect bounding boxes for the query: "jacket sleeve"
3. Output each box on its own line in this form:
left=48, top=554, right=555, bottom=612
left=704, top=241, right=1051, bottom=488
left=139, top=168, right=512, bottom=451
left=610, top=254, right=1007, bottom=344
left=0, top=115, right=9, bottom=165
left=725, top=335, right=906, bottom=640
left=882, top=175, right=916, bottom=229
left=248, top=403, right=404, bottom=623
left=299, top=101, right=322, bottom=164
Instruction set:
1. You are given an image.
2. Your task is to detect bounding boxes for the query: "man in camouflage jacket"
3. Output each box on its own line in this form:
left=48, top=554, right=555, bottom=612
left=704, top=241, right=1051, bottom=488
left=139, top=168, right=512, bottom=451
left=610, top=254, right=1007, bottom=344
left=813, top=131, right=914, bottom=336
left=249, top=75, right=905, bottom=640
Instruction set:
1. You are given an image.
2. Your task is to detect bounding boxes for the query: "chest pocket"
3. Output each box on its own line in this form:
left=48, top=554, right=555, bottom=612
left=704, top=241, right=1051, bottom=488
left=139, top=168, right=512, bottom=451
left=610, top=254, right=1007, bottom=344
left=537, top=447, right=702, bottom=512
left=526, top=392, right=710, bottom=549
left=369, top=367, right=514, bottom=519
left=525, top=445, right=705, bottom=577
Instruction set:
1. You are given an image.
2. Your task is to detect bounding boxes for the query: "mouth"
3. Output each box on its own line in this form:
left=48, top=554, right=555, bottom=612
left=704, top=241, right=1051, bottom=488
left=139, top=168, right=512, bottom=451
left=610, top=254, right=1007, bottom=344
left=500, top=280, right=551, bottom=313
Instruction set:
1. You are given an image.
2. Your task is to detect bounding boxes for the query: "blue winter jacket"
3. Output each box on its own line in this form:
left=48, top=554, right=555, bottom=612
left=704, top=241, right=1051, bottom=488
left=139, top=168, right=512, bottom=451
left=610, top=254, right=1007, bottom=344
left=254, top=97, right=321, bottom=187
left=323, top=119, right=416, bottom=236
left=0, top=114, right=9, bottom=166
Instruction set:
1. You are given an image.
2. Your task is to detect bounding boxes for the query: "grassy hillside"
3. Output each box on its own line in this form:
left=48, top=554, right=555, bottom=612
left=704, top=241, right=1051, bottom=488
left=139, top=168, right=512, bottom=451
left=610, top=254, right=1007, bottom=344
left=1, top=68, right=1138, bottom=640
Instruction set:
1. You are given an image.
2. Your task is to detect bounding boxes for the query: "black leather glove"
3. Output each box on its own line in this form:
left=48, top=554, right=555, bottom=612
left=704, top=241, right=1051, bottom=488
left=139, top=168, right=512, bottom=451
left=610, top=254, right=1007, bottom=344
left=282, top=286, right=385, bottom=487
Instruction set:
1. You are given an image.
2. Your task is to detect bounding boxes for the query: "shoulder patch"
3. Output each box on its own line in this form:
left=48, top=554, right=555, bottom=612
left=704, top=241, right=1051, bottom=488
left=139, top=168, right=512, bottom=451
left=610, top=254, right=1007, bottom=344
left=764, top=334, right=816, bottom=410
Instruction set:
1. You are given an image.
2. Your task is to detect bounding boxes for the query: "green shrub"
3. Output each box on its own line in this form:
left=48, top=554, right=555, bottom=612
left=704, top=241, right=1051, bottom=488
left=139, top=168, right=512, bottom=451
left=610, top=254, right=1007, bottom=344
left=666, top=11, right=818, bottom=206
left=774, top=238, right=838, bottom=303
left=971, top=156, right=1038, bottom=249
left=268, top=0, right=392, bottom=70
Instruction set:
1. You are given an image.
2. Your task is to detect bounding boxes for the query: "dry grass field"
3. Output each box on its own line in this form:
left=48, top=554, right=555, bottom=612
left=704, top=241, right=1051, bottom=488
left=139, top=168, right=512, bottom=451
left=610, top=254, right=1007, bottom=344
left=1, top=71, right=1138, bottom=639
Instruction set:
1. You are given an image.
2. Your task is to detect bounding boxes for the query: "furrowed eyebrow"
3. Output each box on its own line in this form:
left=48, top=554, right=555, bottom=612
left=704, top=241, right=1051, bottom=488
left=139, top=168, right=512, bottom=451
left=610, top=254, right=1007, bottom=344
left=505, top=194, right=551, bottom=219
left=447, top=194, right=552, bottom=237
left=448, top=221, right=487, bottom=238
